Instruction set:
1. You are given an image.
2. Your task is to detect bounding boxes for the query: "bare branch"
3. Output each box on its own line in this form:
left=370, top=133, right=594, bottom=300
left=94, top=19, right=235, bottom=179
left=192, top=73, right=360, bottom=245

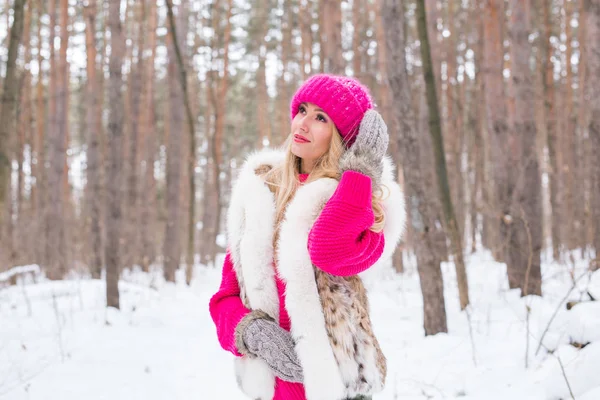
left=535, top=271, right=590, bottom=356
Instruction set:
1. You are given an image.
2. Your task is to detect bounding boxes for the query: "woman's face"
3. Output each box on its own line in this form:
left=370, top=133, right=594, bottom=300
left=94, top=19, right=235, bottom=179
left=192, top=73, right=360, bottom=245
left=290, top=102, right=335, bottom=174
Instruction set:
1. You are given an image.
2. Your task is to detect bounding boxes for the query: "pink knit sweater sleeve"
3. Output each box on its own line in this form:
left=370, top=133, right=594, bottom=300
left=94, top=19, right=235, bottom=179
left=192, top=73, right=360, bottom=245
left=307, top=170, right=384, bottom=276
left=208, top=251, right=250, bottom=357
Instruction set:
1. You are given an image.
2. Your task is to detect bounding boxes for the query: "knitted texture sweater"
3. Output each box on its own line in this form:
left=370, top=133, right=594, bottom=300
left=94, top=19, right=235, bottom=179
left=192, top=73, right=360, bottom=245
left=209, top=170, right=384, bottom=400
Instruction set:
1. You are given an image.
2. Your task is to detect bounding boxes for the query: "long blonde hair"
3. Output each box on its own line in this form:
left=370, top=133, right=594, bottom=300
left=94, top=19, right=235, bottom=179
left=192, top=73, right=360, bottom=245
left=263, top=126, right=386, bottom=238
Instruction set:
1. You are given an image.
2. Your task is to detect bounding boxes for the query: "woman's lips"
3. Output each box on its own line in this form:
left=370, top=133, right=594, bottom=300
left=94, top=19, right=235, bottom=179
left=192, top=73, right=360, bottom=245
left=293, top=134, right=310, bottom=143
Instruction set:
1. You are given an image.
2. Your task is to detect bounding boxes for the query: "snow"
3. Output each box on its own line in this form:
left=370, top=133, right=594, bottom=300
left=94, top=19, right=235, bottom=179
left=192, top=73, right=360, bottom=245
left=1, top=250, right=600, bottom=400
left=0, top=265, right=40, bottom=285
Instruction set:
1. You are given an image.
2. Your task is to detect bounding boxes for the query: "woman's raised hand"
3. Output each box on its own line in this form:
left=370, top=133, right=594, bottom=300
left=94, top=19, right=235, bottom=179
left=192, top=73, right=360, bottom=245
left=339, top=109, right=389, bottom=186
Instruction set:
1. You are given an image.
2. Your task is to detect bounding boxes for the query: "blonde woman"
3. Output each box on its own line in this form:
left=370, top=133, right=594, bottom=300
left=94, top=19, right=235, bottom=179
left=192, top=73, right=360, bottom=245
left=209, top=74, right=406, bottom=400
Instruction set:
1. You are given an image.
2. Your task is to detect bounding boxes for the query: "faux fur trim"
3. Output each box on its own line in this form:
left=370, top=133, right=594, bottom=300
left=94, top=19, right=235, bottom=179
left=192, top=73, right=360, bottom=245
left=234, top=357, right=275, bottom=400
left=379, top=155, right=406, bottom=260
left=228, top=150, right=283, bottom=400
left=234, top=310, right=275, bottom=357
left=338, top=151, right=383, bottom=188
left=276, top=178, right=347, bottom=400
left=227, top=149, right=283, bottom=321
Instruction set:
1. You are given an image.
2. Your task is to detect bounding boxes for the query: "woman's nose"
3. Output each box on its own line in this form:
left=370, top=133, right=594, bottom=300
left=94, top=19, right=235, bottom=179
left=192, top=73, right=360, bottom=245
left=299, top=116, right=309, bottom=131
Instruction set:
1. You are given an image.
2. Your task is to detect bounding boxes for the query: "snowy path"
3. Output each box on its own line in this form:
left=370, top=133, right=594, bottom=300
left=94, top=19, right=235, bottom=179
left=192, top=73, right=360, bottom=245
left=1, top=251, right=599, bottom=399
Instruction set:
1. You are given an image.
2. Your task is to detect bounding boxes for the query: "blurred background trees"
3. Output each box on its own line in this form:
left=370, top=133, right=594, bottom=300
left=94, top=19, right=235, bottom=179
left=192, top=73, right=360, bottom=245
left=0, top=0, right=598, bottom=331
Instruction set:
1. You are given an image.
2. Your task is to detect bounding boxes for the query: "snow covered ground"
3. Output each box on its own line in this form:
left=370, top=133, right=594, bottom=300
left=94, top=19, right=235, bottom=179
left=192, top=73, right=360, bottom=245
left=1, top=249, right=599, bottom=400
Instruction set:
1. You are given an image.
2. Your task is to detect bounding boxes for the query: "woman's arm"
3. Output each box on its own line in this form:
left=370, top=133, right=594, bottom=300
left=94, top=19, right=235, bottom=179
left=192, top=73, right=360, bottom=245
left=208, top=251, right=251, bottom=356
left=307, top=170, right=384, bottom=276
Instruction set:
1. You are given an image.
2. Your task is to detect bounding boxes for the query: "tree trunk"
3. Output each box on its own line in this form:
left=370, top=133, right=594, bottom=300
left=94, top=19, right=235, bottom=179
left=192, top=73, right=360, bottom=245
left=563, top=0, right=577, bottom=250
left=299, top=0, right=312, bottom=79
left=586, top=0, right=600, bottom=260
left=202, top=0, right=232, bottom=266
left=383, top=0, right=448, bottom=335
left=164, top=1, right=185, bottom=283
left=166, top=0, right=196, bottom=281
left=471, top=83, right=484, bottom=253
left=444, top=0, right=465, bottom=239
left=16, top=1, right=32, bottom=226
left=84, top=0, right=103, bottom=279
left=44, top=0, right=68, bottom=280
left=0, top=0, right=27, bottom=248
left=98, top=1, right=109, bottom=271
left=278, top=0, right=292, bottom=143
left=376, top=0, right=403, bottom=270
left=323, top=0, right=344, bottom=74
left=33, top=0, right=45, bottom=266
left=99, top=3, right=108, bottom=166
left=375, top=0, right=394, bottom=146
left=213, top=0, right=233, bottom=263
left=106, top=0, right=126, bottom=309
left=137, top=0, right=158, bottom=274
left=424, top=0, right=441, bottom=91
left=365, top=1, right=379, bottom=91
left=473, top=4, right=485, bottom=250
left=255, top=1, right=271, bottom=147
left=200, top=3, right=219, bottom=266
left=352, top=0, right=363, bottom=78
left=575, top=0, right=588, bottom=251
left=482, top=0, right=508, bottom=262
left=124, top=1, right=145, bottom=269
left=543, top=0, right=561, bottom=260
left=201, top=74, right=214, bottom=266
left=318, top=0, right=325, bottom=73
left=59, top=0, right=69, bottom=266
left=507, top=0, right=542, bottom=296
left=416, top=0, right=470, bottom=310
left=9, top=0, right=31, bottom=265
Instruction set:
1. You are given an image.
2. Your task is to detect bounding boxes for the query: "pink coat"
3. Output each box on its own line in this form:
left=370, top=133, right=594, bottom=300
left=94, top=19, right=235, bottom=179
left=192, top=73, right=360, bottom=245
left=209, top=170, right=384, bottom=400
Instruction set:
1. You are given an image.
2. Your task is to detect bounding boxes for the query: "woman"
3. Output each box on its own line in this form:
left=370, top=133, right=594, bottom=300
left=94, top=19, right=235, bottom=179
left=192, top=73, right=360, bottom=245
left=209, top=74, right=406, bottom=400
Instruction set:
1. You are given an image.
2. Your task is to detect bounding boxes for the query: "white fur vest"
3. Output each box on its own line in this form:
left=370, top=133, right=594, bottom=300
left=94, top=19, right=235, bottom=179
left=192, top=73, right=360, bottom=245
left=226, top=149, right=406, bottom=400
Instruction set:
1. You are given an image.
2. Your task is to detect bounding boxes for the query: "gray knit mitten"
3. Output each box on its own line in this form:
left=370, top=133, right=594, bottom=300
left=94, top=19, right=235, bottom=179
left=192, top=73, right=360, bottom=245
left=339, top=109, right=389, bottom=187
left=234, top=310, right=304, bottom=383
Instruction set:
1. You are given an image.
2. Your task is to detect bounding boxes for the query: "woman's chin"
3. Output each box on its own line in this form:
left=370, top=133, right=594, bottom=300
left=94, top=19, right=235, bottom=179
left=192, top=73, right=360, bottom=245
left=290, top=144, right=307, bottom=159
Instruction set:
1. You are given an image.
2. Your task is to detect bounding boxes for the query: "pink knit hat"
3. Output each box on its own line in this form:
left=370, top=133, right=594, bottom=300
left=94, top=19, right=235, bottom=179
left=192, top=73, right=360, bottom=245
left=290, top=74, right=374, bottom=145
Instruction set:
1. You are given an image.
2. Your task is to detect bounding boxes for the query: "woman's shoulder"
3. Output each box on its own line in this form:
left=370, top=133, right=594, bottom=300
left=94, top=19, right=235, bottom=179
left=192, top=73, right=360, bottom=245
left=253, top=164, right=274, bottom=176
left=237, top=148, right=285, bottom=179
left=230, top=148, right=285, bottom=194
left=228, top=150, right=283, bottom=216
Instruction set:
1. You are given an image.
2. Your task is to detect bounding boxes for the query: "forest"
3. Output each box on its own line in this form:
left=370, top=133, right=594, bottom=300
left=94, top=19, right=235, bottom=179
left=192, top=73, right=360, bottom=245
left=0, top=0, right=600, bottom=398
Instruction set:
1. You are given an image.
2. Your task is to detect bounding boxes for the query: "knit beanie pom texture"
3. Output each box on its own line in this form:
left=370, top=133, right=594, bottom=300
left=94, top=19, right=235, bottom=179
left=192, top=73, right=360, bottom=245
left=290, top=74, right=374, bottom=145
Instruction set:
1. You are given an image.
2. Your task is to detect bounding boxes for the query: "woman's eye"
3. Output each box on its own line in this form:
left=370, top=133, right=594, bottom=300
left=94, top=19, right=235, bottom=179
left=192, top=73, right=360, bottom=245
left=317, top=114, right=327, bottom=123
left=299, top=105, right=306, bottom=114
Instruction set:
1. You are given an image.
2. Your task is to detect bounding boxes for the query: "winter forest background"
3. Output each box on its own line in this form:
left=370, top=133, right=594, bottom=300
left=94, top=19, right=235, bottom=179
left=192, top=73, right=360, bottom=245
left=1, top=0, right=600, bottom=399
